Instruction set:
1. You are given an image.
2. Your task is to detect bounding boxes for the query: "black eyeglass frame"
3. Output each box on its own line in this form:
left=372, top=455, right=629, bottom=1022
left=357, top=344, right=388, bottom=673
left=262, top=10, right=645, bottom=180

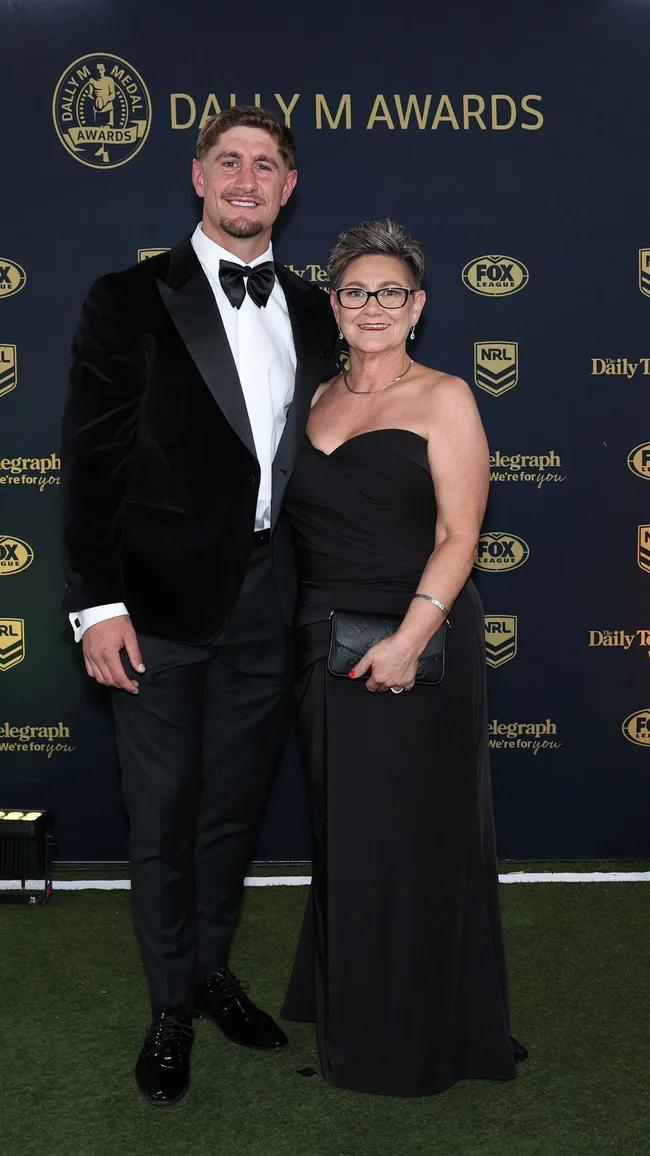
left=334, top=286, right=416, bottom=309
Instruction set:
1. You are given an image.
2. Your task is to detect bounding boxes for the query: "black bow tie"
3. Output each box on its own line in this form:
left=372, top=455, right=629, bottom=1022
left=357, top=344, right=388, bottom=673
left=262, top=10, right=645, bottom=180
left=218, top=259, right=275, bottom=309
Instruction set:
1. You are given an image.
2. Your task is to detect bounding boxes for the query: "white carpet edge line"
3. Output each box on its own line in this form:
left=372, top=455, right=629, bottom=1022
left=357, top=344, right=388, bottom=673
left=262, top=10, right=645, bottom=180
left=2, top=872, right=650, bottom=891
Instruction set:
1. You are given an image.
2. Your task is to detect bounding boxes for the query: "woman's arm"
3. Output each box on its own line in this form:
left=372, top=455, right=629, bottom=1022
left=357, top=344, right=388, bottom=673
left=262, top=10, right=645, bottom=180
left=396, top=373, right=489, bottom=653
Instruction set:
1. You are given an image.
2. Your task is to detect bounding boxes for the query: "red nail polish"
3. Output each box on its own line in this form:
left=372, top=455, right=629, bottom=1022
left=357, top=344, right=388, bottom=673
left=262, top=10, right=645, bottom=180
left=348, top=669, right=356, bottom=679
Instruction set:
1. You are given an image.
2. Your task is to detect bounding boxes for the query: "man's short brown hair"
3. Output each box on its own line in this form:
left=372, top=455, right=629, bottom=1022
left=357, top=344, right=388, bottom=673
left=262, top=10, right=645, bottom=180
left=196, top=106, right=296, bottom=170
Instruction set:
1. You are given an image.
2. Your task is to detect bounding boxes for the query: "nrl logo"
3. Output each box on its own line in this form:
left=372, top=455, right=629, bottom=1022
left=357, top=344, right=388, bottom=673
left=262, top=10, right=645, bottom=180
left=639, top=249, right=650, bottom=298
left=474, top=342, right=518, bottom=397
left=0, top=345, right=17, bottom=398
left=0, top=619, right=25, bottom=671
left=485, top=616, right=518, bottom=668
left=137, top=249, right=170, bottom=262
left=638, top=526, right=650, bottom=574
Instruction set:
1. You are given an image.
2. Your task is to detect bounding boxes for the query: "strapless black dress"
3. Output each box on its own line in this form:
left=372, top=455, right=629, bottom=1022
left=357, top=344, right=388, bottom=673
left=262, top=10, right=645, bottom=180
left=280, top=429, right=522, bottom=1096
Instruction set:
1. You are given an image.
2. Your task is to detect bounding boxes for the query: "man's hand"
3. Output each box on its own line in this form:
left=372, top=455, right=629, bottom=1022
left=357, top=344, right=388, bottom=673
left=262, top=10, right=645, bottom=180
left=82, top=615, right=145, bottom=693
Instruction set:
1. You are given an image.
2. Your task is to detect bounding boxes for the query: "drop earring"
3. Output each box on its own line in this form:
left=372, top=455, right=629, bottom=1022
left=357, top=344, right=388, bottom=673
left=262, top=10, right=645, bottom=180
left=338, top=328, right=344, bottom=339
left=410, top=326, right=416, bottom=341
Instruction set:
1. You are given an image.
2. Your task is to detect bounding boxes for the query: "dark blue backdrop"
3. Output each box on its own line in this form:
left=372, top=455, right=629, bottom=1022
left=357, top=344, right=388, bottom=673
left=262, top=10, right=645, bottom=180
left=1, top=0, right=649, bottom=860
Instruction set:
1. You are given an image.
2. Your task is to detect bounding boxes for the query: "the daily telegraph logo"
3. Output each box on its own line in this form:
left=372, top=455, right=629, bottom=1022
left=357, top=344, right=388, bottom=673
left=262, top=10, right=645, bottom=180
left=628, top=444, right=650, bottom=480
left=0, top=260, right=26, bottom=300
left=285, top=263, right=330, bottom=292
left=475, top=532, right=529, bottom=572
left=0, top=455, right=61, bottom=492
left=591, top=358, right=650, bottom=378
left=589, top=630, right=650, bottom=659
left=0, top=619, right=24, bottom=671
left=53, top=54, right=151, bottom=169
left=0, top=345, right=16, bottom=398
left=489, top=450, right=565, bottom=488
left=638, top=526, right=650, bottom=574
left=462, top=256, right=528, bottom=297
left=474, top=342, right=518, bottom=396
left=0, top=721, right=75, bottom=757
left=488, top=718, right=560, bottom=754
left=485, top=616, right=517, bottom=668
left=622, top=709, right=650, bottom=746
left=0, top=536, right=33, bottom=576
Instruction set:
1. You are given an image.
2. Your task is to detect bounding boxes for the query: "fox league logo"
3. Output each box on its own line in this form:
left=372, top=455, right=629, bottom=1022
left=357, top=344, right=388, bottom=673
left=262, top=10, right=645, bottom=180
left=485, top=616, right=518, bottom=667
left=475, top=532, right=529, bottom=572
left=474, top=342, right=518, bottom=397
left=0, top=260, right=26, bottom=300
left=0, top=536, right=33, bottom=576
left=462, top=255, right=528, bottom=297
left=622, top=709, right=650, bottom=746
left=628, top=444, right=650, bottom=480
left=53, top=54, right=151, bottom=168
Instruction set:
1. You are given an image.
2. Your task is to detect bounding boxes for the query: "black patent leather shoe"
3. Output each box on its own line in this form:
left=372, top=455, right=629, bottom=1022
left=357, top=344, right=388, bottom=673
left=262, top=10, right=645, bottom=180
left=193, top=968, right=288, bottom=1050
left=135, top=1005, right=194, bottom=1106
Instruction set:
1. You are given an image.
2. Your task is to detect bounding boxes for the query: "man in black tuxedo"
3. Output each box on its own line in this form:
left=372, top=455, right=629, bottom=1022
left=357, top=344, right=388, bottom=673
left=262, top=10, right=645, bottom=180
left=62, top=106, right=338, bottom=1105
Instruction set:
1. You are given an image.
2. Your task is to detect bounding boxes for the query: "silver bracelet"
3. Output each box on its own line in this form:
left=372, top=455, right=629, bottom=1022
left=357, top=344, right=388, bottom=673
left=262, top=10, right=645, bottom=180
left=412, top=593, right=449, bottom=616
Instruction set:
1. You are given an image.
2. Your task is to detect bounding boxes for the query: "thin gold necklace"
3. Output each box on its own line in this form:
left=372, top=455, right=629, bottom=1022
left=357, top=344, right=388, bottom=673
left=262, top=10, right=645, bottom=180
left=344, top=358, right=414, bottom=395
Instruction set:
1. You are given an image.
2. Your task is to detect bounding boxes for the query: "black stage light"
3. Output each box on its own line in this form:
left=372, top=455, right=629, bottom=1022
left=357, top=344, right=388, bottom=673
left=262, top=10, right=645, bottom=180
left=0, top=810, right=55, bottom=906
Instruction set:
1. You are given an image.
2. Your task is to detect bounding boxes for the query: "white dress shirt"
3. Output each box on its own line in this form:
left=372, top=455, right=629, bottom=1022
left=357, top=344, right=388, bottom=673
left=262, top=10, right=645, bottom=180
left=70, top=224, right=296, bottom=641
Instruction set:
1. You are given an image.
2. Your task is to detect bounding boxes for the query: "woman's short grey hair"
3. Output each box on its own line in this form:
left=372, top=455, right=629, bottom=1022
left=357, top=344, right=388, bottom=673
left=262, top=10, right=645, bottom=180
left=328, top=218, right=426, bottom=290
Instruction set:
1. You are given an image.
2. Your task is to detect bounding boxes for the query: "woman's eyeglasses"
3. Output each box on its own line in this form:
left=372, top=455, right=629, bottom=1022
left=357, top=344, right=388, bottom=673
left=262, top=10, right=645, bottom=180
left=335, top=286, right=415, bottom=309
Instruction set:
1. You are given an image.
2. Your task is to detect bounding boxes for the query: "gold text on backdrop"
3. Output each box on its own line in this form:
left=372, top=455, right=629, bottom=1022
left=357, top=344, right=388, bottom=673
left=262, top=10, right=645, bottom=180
left=169, top=93, right=544, bottom=132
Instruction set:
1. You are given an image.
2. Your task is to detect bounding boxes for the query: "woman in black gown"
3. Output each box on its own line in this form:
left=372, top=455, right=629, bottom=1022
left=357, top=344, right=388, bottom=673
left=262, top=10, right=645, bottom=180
left=281, top=219, right=525, bottom=1096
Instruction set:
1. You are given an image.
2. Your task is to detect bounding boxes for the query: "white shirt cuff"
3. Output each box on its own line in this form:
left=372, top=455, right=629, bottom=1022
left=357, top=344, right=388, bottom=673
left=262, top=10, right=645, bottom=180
left=69, top=603, right=129, bottom=642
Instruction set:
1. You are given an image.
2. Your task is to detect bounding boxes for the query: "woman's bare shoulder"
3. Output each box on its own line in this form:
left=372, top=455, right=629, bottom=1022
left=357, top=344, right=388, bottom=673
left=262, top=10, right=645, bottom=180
left=415, top=366, right=476, bottom=409
left=310, top=374, right=340, bottom=408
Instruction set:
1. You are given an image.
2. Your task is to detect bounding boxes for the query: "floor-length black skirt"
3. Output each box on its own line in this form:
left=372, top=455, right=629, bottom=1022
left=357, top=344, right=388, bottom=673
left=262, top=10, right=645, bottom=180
left=282, top=581, right=520, bottom=1097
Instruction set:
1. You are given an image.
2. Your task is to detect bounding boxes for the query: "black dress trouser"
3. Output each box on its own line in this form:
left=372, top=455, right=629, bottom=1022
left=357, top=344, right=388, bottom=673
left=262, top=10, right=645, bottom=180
left=112, top=545, right=291, bottom=1013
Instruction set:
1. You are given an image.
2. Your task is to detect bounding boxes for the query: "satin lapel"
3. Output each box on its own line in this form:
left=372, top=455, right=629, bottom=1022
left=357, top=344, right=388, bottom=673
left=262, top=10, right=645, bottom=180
left=156, top=239, right=255, bottom=458
left=271, top=265, right=320, bottom=529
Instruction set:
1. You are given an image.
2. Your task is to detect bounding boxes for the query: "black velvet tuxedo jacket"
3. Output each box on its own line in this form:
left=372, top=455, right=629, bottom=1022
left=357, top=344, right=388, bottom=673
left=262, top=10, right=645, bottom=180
left=61, top=235, right=339, bottom=644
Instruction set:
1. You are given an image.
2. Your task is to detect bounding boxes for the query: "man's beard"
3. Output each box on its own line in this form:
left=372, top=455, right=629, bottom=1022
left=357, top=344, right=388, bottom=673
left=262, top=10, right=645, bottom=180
left=220, top=216, right=265, bottom=239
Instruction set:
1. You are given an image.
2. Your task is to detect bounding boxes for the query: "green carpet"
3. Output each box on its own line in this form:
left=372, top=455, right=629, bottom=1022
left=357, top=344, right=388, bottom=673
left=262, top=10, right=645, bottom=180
left=2, top=882, right=649, bottom=1156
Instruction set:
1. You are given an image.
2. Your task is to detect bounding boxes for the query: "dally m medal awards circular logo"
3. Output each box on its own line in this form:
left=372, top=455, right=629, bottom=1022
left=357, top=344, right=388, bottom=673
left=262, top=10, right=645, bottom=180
left=53, top=54, right=151, bottom=169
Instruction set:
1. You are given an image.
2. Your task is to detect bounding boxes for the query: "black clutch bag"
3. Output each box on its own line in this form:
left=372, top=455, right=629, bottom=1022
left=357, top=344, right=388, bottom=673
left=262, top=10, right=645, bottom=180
left=327, top=609, right=448, bottom=686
